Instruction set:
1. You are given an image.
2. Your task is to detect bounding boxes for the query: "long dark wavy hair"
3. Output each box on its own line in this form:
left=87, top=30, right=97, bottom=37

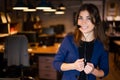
left=73, top=3, right=109, bottom=51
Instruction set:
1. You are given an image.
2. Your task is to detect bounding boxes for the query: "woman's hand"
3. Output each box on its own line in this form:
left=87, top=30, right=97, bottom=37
left=84, top=62, right=94, bottom=74
left=60, top=58, right=84, bottom=71
left=73, top=59, right=84, bottom=72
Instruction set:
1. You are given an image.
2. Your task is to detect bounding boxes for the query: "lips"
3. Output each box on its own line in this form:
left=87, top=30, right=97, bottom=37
left=81, top=26, right=88, bottom=30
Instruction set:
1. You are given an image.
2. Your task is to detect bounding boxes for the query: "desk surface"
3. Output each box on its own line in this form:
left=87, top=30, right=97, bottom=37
left=0, top=34, right=9, bottom=37
left=29, top=43, right=60, bottom=54
left=0, top=43, right=60, bottom=54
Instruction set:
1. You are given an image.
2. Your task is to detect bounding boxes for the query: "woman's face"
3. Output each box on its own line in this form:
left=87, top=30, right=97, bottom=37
left=77, top=10, right=95, bottom=34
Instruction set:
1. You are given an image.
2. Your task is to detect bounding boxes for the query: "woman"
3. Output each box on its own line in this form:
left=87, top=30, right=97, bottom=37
left=53, top=3, right=109, bottom=80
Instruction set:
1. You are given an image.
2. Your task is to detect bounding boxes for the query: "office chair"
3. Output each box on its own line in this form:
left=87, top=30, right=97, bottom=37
left=4, top=35, right=30, bottom=80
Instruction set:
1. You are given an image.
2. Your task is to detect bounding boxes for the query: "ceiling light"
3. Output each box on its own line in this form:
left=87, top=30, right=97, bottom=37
left=55, top=9, right=65, bottom=14
left=58, top=3, right=66, bottom=10
left=23, top=1, right=36, bottom=12
left=43, top=9, right=56, bottom=12
left=23, top=9, right=36, bottom=12
left=55, top=3, right=66, bottom=14
left=55, top=11, right=64, bottom=14
left=43, top=2, right=56, bottom=12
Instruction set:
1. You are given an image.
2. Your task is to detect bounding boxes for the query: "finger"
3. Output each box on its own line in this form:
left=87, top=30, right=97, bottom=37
left=84, top=65, right=93, bottom=74
left=87, top=63, right=94, bottom=67
left=80, top=58, right=84, bottom=61
left=77, top=58, right=84, bottom=62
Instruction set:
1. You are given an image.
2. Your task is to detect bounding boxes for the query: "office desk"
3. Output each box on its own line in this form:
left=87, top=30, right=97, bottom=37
left=28, top=43, right=60, bottom=80
left=0, top=43, right=61, bottom=80
left=0, top=43, right=60, bottom=54
left=28, top=43, right=60, bottom=54
left=0, top=34, right=9, bottom=37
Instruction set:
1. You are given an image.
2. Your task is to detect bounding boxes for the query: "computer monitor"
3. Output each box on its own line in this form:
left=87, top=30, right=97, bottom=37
left=51, top=24, right=65, bottom=34
left=38, top=35, right=55, bottom=46
left=42, top=27, right=54, bottom=35
left=0, top=23, right=10, bottom=34
left=0, top=23, right=10, bottom=44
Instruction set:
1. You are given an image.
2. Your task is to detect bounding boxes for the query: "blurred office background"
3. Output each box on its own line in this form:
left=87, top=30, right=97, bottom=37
left=0, top=0, right=120, bottom=80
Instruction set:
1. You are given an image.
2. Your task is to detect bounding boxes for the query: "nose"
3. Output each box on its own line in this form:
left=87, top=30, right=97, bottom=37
left=82, top=19, right=87, bottom=24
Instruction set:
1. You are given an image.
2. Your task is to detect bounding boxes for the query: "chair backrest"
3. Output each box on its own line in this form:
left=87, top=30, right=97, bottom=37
left=4, top=35, right=30, bottom=67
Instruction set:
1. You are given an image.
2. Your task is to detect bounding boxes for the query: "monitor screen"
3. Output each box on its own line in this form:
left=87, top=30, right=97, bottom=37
left=0, top=23, right=10, bottom=34
left=50, top=24, right=65, bottom=34
left=38, top=35, right=55, bottom=46
left=42, top=27, right=54, bottom=35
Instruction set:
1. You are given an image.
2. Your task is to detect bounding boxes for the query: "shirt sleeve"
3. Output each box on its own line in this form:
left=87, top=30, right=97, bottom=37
left=99, top=49, right=109, bottom=77
left=53, top=35, right=70, bottom=71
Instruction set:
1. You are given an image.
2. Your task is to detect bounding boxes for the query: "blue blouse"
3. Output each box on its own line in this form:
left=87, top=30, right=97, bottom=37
left=53, top=34, right=109, bottom=80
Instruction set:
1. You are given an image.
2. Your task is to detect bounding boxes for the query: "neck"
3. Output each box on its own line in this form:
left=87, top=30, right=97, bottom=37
left=82, top=31, right=94, bottom=42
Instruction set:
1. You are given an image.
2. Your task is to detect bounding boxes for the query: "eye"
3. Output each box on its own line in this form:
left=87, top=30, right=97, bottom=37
left=87, top=16, right=91, bottom=20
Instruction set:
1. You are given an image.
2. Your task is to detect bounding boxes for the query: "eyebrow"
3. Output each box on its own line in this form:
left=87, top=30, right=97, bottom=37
left=78, top=15, right=91, bottom=18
